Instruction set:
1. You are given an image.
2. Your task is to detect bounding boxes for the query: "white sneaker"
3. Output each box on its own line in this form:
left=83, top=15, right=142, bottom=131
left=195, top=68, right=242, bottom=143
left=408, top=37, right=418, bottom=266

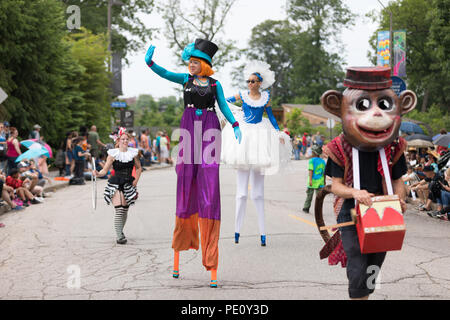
left=35, top=197, right=44, bottom=203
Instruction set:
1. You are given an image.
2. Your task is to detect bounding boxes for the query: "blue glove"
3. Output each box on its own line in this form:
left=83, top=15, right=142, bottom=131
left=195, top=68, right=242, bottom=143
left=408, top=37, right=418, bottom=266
left=145, top=45, right=155, bottom=66
left=233, top=126, right=242, bottom=144
left=226, top=96, right=237, bottom=103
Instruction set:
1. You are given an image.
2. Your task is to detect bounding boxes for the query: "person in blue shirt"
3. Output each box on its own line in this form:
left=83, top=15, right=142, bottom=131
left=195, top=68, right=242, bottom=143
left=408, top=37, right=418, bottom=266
left=221, top=60, right=292, bottom=247
left=0, top=122, right=7, bottom=173
left=302, top=145, right=326, bottom=213
left=71, top=137, right=90, bottom=184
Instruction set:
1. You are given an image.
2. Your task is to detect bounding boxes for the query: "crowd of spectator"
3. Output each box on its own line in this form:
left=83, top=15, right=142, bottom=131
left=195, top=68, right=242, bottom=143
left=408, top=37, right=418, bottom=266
left=0, top=122, right=51, bottom=227
left=0, top=123, right=175, bottom=228
left=403, top=145, right=450, bottom=221
left=292, top=132, right=325, bottom=160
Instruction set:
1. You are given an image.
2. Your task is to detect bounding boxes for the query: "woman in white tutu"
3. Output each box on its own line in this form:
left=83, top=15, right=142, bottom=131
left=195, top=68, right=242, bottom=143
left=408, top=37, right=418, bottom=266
left=221, top=61, right=292, bottom=246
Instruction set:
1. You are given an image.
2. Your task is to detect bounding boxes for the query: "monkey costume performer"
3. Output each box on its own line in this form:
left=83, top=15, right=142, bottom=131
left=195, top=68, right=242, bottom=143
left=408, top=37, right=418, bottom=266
left=145, top=39, right=242, bottom=288
left=316, top=67, right=417, bottom=299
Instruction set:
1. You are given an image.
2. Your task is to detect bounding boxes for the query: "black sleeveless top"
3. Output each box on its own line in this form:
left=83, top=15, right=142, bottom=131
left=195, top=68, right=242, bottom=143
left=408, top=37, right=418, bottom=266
left=109, top=160, right=135, bottom=185
left=183, top=76, right=217, bottom=111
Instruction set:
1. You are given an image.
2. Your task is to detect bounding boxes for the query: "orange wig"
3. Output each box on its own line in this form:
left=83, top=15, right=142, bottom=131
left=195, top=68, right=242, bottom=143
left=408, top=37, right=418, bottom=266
left=189, top=57, right=214, bottom=77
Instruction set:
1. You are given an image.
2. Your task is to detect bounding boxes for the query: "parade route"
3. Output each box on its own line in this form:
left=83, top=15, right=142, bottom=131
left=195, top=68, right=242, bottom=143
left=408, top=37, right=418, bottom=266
left=0, top=160, right=449, bottom=300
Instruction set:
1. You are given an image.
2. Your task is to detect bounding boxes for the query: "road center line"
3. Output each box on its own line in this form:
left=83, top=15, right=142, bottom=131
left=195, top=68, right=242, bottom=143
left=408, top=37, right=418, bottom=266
left=288, top=214, right=317, bottom=228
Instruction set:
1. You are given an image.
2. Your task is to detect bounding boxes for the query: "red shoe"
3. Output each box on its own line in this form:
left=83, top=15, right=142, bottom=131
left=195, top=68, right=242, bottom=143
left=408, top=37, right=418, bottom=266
left=0, top=223, right=5, bottom=228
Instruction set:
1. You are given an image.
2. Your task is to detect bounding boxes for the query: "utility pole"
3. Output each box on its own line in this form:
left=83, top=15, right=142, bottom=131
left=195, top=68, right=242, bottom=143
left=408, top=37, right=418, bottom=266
left=107, top=0, right=124, bottom=72
left=107, top=0, right=112, bottom=72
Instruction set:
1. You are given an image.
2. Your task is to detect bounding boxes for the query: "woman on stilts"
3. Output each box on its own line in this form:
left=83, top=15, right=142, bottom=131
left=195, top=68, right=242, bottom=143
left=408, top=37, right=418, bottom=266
left=221, top=61, right=292, bottom=246
left=94, top=128, right=142, bottom=244
left=144, top=39, right=242, bottom=288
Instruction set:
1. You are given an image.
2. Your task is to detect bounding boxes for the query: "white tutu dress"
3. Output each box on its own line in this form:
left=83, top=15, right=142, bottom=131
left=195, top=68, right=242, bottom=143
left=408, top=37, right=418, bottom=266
left=220, top=90, right=292, bottom=175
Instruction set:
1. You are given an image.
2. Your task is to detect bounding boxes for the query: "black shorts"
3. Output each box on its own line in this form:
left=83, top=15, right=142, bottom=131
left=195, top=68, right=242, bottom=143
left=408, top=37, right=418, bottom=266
left=338, top=199, right=387, bottom=298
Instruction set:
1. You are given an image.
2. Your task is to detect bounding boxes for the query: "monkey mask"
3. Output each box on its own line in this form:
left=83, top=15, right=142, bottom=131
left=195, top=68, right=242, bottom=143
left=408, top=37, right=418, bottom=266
left=321, top=67, right=417, bottom=151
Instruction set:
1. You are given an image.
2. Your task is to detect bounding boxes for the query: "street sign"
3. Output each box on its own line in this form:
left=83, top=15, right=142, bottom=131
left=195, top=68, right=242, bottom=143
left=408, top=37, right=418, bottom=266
left=326, top=118, right=335, bottom=129
left=120, top=109, right=134, bottom=128
left=111, top=101, right=127, bottom=108
left=0, top=87, right=8, bottom=104
left=391, top=76, right=406, bottom=96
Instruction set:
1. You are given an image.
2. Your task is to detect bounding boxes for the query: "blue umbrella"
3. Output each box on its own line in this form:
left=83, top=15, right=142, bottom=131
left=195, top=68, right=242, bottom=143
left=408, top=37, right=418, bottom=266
left=15, top=148, right=48, bottom=162
left=433, top=133, right=450, bottom=147
left=405, top=133, right=432, bottom=142
left=400, top=121, right=424, bottom=134
left=20, top=140, right=50, bottom=157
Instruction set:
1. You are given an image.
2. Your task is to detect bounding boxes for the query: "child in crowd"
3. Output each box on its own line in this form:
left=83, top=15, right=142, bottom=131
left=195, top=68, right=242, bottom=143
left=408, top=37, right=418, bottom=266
left=0, top=170, right=24, bottom=211
left=6, top=169, right=43, bottom=207
left=17, top=161, right=44, bottom=200
left=302, top=145, right=326, bottom=214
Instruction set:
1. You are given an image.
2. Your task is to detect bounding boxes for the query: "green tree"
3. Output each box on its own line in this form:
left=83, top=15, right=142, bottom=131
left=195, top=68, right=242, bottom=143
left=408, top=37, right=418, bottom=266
left=367, top=0, right=449, bottom=112
left=286, top=0, right=354, bottom=103
left=0, top=0, right=79, bottom=146
left=237, top=1, right=354, bottom=105
left=287, top=0, right=355, bottom=47
left=158, top=0, right=240, bottom=68
left=133, top=94, right=184, bottom=128
left=62, top=0, right=155, bottom=63
left=426, top=0, right=450, bottom=110
left=285, top=109, right=312, bottom=137
left=67, top=28, right=113, bottom=139
left=158, top=96, right=184, bottom=126
left=241, top=20, right=301, bottom=105
left=242, top=19, right=345, bottom=105
left=405, top=105, right=450, bottom=135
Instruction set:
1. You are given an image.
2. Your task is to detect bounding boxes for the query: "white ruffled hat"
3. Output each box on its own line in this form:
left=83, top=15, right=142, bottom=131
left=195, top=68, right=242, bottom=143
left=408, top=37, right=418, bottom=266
left=243, top=60, right=275, bottom=90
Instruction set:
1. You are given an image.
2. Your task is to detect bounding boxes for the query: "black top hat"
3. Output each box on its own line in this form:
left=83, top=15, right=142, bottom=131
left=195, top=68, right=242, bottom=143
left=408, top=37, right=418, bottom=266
left=195, top=39, right=218, bottom=59
left=182, top=39, right=218, bottom=67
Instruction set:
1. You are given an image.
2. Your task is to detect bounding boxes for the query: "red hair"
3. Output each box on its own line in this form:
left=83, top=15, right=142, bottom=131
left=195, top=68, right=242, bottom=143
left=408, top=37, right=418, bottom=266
left=189, top=57, right=214, bottom=77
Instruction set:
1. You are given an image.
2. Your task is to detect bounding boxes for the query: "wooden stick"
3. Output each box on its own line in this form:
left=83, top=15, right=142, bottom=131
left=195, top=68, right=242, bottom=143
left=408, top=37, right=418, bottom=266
left=319, top=221, right=355, bottom=231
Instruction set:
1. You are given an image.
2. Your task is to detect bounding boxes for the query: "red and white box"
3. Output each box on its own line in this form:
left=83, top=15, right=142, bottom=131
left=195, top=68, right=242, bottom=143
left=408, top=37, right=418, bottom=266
left=353, top=195, right=406, bottom=254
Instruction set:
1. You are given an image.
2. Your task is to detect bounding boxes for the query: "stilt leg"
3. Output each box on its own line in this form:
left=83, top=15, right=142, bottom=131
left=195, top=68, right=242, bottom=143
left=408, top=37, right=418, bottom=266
left=173, top=250, right=180, bottom=278
left=210, top=269, right=217, bottom=288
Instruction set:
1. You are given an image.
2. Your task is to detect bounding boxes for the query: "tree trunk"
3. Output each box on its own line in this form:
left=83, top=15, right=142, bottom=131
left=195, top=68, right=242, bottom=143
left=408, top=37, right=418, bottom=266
left=421, top=88, right=429, bottom=112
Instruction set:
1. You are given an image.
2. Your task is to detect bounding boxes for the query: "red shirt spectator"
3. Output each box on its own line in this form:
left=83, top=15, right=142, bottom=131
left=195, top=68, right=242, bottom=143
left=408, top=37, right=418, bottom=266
left=6, top=175, right=23, bottom=189
left=302, top=133, right=307, bottom=147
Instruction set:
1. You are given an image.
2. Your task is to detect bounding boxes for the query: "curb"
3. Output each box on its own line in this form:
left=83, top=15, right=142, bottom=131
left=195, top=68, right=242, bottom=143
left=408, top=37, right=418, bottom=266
left=0, top=164, right=172, bottom=218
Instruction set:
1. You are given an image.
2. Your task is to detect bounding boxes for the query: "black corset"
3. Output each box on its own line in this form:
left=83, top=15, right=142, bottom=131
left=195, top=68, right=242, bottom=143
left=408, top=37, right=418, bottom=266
left=109, top=160, right=134, bottom=185
left=183, top=76, right=216, bottom=111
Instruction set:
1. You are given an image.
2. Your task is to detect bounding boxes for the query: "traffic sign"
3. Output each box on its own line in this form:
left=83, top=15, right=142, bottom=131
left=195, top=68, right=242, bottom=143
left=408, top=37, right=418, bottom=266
left=111, top=101, right=127, bottom=108
left=327, top=118, right=335, bottom=129
left=120, top=110, right=134, bottom=128
left=391, top=76, right=406, bottom=96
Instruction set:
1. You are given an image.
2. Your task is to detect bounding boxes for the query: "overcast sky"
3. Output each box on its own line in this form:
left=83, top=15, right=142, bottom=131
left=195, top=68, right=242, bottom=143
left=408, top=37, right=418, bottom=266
left=120, top=0, right=382, bottom=100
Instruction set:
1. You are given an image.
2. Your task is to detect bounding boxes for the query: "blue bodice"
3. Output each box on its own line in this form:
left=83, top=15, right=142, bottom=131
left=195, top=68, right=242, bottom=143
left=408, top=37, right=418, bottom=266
left=239, top=91, right=280, bottom=130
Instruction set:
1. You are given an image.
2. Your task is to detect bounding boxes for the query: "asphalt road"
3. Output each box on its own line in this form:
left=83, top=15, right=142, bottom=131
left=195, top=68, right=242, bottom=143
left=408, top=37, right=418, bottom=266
left=0, top=160, right=449, bottom=300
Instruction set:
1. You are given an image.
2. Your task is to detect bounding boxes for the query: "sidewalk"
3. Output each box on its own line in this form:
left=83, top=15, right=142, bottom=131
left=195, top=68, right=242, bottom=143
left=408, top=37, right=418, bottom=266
left=0, top=163, right=173, bottom=217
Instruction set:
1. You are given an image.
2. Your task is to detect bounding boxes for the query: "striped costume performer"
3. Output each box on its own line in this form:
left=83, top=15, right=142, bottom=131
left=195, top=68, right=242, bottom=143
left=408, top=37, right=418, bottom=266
left=104, top=148, right=139, bottom=243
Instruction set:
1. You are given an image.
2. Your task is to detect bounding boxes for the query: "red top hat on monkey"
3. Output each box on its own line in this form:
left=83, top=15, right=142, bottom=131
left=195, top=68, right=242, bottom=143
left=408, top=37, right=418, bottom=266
left=316, top=66, right=417, bottom=299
